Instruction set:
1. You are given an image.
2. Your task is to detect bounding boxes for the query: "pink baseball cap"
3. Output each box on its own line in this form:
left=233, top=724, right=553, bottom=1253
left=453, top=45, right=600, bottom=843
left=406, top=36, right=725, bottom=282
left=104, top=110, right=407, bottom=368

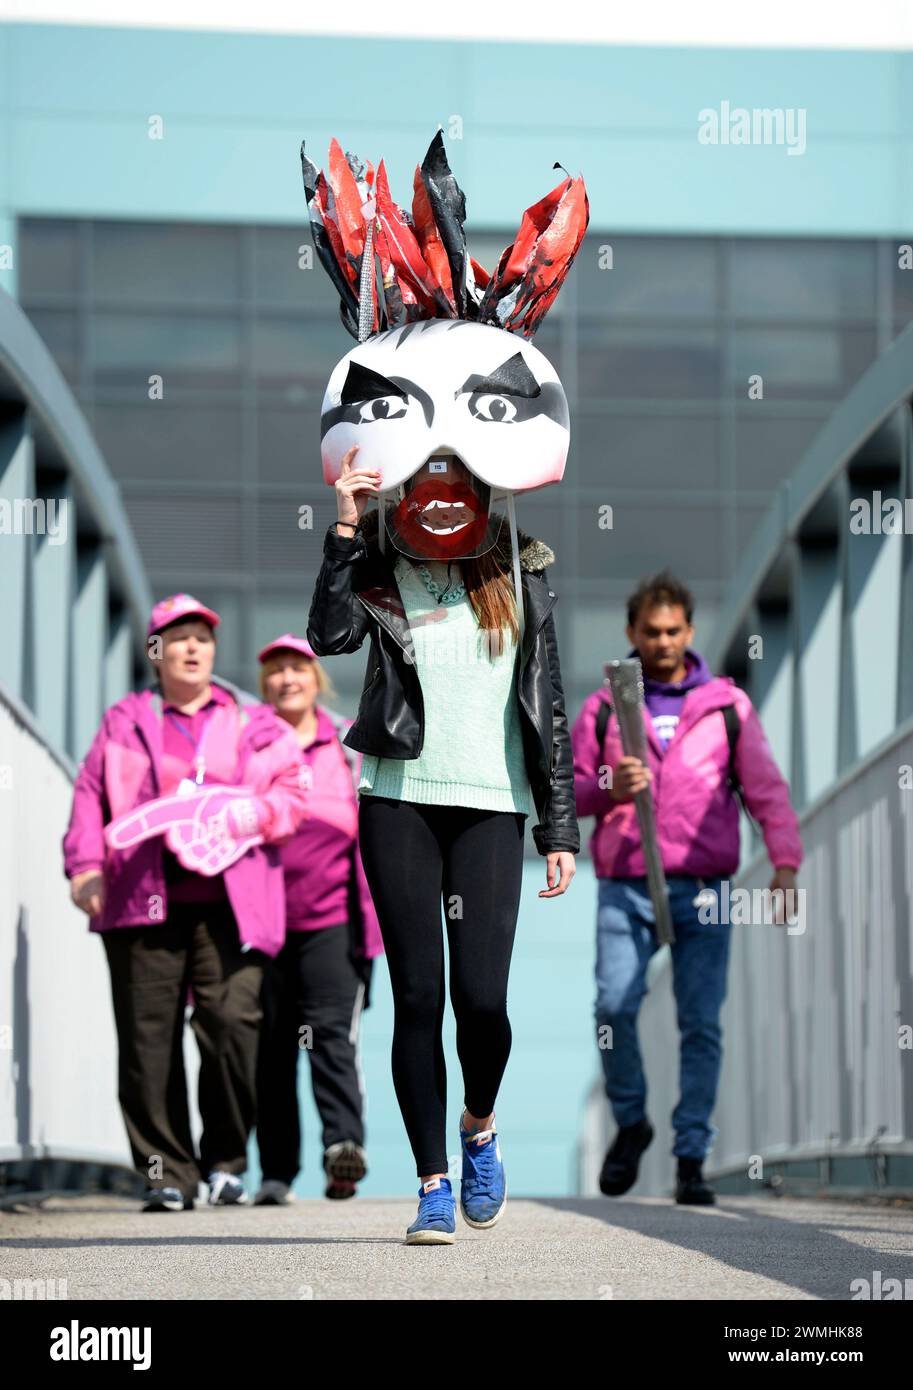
left=147, top=593, right=221, bottom=638
left=257, top=633, right=317, bottom=663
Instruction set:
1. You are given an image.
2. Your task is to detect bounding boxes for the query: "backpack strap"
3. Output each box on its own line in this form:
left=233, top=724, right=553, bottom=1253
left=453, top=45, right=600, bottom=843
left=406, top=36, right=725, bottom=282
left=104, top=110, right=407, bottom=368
left=721, top=702, right=763, bottom=838
left=595, top=698, right=612, bottom=755
left=723, top=701, right=765, bottom=839
left=722, top=703, right=742, bottom=799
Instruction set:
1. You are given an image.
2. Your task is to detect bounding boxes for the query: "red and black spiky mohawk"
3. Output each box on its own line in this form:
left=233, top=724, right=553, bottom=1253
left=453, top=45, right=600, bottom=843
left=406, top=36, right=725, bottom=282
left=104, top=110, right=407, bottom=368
left=300, top=130, right=589, bottom=343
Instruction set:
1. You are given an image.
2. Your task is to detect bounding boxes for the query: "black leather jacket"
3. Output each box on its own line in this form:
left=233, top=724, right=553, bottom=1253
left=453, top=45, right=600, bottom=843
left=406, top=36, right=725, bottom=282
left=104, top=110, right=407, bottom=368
left=306, top=509, right=580, bottom=856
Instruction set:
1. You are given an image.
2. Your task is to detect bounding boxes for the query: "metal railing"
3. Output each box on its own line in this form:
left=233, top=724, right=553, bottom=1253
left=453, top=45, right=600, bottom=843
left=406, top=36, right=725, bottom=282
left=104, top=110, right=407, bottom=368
left=0, top=290, right=151, bottom=1185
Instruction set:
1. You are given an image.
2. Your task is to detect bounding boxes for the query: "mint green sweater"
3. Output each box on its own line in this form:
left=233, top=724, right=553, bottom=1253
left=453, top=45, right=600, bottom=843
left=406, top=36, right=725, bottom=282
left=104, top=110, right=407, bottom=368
left=358, top=554, right=531, bottom=814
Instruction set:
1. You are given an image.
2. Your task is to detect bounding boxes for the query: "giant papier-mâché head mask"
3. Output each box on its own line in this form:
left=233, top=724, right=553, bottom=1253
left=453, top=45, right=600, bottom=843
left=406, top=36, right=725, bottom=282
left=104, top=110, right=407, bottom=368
left=301, top=131, right=588, bottom=570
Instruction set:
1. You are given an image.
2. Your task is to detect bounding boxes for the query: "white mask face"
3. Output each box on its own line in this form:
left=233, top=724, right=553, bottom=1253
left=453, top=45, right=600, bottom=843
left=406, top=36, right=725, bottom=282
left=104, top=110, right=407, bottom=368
left=319, top=319, right=570, bottom=496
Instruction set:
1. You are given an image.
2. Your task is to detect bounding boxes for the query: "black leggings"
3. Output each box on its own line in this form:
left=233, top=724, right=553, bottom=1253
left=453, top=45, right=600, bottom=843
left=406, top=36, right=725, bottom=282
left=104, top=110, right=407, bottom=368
left=357, top=796, right=526, bottom=1176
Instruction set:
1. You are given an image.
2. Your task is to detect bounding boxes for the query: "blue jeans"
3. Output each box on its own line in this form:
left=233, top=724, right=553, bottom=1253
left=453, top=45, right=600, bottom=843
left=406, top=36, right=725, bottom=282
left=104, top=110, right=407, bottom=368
left=594, top=875, right=732, bottom=1161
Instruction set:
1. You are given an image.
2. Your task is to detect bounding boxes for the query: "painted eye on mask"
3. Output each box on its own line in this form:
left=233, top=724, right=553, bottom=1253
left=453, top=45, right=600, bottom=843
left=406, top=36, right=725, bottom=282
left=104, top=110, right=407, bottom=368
left=465, top=392, right=518, bottom=424
left=357, top=396, right=409, bottom=423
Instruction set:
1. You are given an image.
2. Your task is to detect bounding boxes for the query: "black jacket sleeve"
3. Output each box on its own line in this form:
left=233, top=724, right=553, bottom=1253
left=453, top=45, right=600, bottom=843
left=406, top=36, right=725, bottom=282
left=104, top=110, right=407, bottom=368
left=532, top=606, right=581, bottom=856
left=307, top=523, right=373, bottom=656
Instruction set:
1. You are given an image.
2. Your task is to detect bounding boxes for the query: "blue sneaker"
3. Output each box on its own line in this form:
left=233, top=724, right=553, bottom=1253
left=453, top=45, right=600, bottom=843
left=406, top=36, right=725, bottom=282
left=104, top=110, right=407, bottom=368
left=459, top=1110, right=507, bottom=1228
left=405, top=1176, right=456, bottom=1245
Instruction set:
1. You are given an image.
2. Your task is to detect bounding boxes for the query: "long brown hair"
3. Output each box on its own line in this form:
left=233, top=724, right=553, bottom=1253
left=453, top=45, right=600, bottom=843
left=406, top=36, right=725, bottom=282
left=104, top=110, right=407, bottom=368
left=459, top=547, right=520, bottom=657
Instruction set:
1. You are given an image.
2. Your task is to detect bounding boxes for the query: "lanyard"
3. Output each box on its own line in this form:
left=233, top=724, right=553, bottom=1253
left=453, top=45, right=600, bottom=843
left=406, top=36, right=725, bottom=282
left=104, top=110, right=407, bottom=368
left=165, top=703, right=216, bottom=786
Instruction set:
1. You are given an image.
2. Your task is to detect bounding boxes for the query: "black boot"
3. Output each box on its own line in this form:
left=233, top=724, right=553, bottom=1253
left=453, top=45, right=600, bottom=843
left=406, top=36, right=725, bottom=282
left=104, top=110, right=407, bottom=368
left=599, top=1118, right=654, bottom=1196
left=675, top=1156, right=716, bottom=1205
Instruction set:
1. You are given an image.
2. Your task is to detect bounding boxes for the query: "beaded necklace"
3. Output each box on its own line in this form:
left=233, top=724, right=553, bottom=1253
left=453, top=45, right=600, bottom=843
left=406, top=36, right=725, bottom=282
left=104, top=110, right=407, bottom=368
left=415, top=560, right=466, bottom=605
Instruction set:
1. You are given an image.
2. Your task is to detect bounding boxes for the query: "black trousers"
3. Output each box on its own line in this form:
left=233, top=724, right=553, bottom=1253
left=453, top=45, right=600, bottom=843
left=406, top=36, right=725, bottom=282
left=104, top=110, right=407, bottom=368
left=255, top=920, right=367, bottom=1185
left=102, top=901, right=264, bottom=1199
left=357, top=796, right=526, bottom=1177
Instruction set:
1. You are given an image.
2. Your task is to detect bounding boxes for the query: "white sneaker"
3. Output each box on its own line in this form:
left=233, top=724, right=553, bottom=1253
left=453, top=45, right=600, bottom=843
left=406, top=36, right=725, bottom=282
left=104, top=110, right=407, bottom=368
left=254, top=1179, right=293, bottom=1205
left=206, top=1170, right=249, bottom=1205
left=141, top=1186, right=191, bottom=1212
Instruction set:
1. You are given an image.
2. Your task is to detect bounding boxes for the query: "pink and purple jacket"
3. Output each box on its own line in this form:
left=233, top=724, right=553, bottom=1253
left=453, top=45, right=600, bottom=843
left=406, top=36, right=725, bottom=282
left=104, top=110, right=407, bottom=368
left=281, top=704, right=383, bottom=961
left=62, top=678, right=309, bottom=956
left=571, top=673, right=802, bottom=879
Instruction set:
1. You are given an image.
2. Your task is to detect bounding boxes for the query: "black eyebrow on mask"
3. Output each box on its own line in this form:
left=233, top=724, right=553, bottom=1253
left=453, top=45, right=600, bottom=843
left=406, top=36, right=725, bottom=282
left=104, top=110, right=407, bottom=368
left=457, top=353, right=542, bottom=399
left=340, top=361, right=407, bottom=404
left=321, top=369, right=435, bottom=437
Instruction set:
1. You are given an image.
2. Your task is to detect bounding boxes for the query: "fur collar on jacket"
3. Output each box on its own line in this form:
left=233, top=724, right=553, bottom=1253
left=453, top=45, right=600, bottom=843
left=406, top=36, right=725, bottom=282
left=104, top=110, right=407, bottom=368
left=353, top=505, right=555, bottom=574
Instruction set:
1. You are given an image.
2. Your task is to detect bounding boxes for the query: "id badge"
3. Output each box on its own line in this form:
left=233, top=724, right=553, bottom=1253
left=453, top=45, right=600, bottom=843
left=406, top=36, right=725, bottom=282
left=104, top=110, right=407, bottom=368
left=178, top=758, right=207, bottom=797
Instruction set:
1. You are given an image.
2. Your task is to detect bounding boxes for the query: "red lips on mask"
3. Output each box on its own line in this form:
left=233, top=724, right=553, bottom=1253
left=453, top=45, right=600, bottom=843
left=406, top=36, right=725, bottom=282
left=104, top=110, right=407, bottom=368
left=391, top=477, right=490, bottom=559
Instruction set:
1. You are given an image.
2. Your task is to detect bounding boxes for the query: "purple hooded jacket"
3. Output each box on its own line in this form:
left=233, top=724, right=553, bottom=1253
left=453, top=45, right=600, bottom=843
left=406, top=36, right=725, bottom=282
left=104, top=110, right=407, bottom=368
left=572, top=658, right=802, bottom=879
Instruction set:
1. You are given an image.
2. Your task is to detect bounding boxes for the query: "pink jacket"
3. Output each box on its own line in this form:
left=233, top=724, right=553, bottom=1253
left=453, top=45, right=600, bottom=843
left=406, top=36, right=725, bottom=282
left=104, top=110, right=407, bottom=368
left=62, top=679, right=309, bottom=956
left=572, top=677, right=802, bottom=879
left=281, top=704, right=384, bottom=960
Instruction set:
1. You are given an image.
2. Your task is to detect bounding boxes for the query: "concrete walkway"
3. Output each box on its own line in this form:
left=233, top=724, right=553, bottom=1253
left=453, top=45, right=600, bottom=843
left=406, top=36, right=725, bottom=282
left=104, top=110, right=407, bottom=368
left=2, top=1192, right=911, bottom=1300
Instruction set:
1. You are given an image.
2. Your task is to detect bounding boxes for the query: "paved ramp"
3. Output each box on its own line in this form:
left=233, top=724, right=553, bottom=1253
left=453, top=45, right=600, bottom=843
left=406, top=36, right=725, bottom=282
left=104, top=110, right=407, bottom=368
left=2, top=1193, right=911, bottom=1300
